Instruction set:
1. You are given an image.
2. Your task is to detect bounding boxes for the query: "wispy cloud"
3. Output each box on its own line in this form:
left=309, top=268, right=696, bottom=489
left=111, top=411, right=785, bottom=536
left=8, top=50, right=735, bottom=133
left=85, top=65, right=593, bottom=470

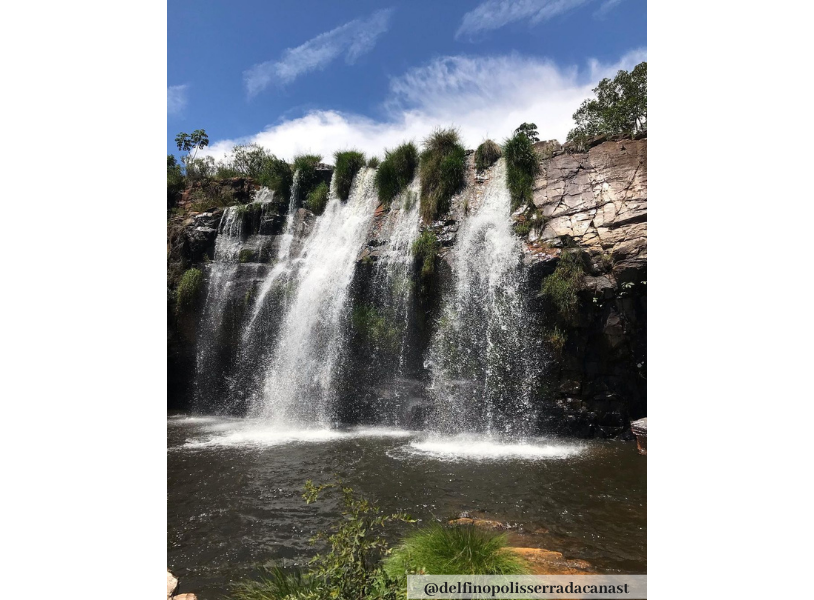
left=167, top=85, right=188, bottom=116
left=595, top=0, right=626, bottom=18
left=244, top=8, right=394, bottom=97
left=200, top=49, right=645, bottom=163
left=456, top=0, right=592, bottom=39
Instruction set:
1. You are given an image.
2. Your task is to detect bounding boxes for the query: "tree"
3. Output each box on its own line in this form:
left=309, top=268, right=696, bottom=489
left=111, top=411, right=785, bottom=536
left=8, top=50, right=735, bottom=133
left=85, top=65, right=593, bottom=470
left=174, top=129, right=209, bottom=161
left=514, top=122, right=540, bottom=143
left=567, top=61, right=647, bottom=148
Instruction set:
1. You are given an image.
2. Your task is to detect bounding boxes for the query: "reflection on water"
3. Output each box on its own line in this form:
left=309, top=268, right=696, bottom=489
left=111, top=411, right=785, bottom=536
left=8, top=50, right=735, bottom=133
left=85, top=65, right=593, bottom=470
left=168, top=415, right=646, bottom=599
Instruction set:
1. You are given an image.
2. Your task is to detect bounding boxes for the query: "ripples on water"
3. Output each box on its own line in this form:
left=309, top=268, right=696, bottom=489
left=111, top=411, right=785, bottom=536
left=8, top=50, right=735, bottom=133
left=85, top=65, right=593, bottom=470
left=168, top=415, right=646, bottom=599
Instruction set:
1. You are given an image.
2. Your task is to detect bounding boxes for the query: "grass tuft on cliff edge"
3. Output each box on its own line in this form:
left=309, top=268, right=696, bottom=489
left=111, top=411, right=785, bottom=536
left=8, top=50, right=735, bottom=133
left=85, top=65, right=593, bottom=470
left=333, top=150, right=366, bottom=201
left=292, top=154, right=323, bottom=202
left=305, top=181, right=329, bottom=216
left=419, top=128, right=467, bottom=223
left=375, top=142, right=419, bottom=207
left=474, top=139, right=502, bottom=171
left=503, top=132, right=541, bottom=211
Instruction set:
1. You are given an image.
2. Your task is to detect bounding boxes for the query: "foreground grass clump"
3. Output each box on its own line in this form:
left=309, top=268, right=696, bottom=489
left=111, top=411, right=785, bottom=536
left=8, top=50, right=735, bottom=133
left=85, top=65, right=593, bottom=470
left=474, top=139, right=502, bottom=171
left=384, top=526, right=529, bottom=577
left=334, top=150, right=366, bottom=201
left=503, top=132, right=541, bottom=210
left=175, top=268, right=203, bottom=313
left=292, top=154, right=323, bottom=202
left=305, top=182, right=329, bottom=216
left=375, top=142, right=419, bottom=207
left=541, top=250, right=585, bottom=322
left=419, top=128, right=466, bottom=223
left=232, top=566, right=316, bottom=600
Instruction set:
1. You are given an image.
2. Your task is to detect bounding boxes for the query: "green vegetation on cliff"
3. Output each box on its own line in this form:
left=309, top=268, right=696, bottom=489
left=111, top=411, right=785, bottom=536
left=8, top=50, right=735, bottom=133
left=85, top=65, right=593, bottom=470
left=305, top=181, right=329, bottom=216
left=375, top=142, right=418, bottom=207
left=293, top=154, right=324, bottom=203
left=333, top=150, right=366, bottom=201
left=175, top=268, right=203, bottom=312
left=567, top=61, right=647, bottom=149
left=503, top=131, right=540, bottom=210
left=419, top=128, right=466, bottom=223
left=366, top=156, right=380, bottom=169
left=412, top=229, right=439, bottom=281
left=474, top=139, right=502, bottom=171
left=541, top=250, right=585, bottom=322
left=351, top=304, right=401, bottom=352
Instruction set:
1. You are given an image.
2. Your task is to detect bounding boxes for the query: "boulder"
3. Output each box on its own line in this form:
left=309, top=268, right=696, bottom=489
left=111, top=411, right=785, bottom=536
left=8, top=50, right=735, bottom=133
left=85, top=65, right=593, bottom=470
left=166, top=571, right=177, bottom=599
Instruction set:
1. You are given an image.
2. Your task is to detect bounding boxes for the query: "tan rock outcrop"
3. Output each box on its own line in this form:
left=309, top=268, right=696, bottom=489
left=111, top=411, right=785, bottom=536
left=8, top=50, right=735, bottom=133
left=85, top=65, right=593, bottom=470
left=507, top=547, right=593, bottom=575
left=533, top=138, right=647, bottom=278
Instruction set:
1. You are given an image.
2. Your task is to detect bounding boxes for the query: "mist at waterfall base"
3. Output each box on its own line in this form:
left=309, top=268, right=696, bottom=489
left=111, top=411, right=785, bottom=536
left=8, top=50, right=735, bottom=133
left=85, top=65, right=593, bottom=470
left=172, top=160, right=645, bottom=598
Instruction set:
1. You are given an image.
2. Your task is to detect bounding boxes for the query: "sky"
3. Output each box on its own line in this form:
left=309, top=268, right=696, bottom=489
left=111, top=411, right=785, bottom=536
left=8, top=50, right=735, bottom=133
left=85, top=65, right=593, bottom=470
left=167, top=0, right=646, bottom=163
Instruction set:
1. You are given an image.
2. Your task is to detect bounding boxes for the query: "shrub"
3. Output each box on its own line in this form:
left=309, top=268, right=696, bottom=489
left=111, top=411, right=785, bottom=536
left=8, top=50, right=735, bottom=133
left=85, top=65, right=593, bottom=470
left=384, top=526, right=529, bottom=578
left=567, top=61, right=647, bottom=149
left=412, top=230, right=439, bottom=281
left=474, top=139, right=502, bottom=171
left=514, top=220, right=531, bottom=236
left=167, top=155, right=185, bottom=206
left=541, top=250, right=585, bottom=322
left=545, top=326, right=567, bottom=354
left=367, top=156, right=380, bottom=169
left=305, top=181, right=329, bottom=216
left=334, top=150, right=366, bottom=201
left=303, top=480, right=414, bottom=600
left=184, top=156, right=215, bottom=182
left=176, top=268, right=203, bottom=312
left=503, top=132, right=540, bottom=210
left=375, top=142, right=419, bottom=207
left=419, top=128, right=467, bottom=223
left=514, top=122, right=540, bottom=143
left=293, top=154, right=323, bottom=201
left=259, top=156, right=294, bottom=203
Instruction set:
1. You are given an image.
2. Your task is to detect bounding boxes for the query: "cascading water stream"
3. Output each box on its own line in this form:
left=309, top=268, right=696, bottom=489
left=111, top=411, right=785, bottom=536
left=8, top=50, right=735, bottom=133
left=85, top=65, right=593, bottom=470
left=370, top=177, right=421, bottom=374
left=250, top=167, right=379, bottom=425
left=425, top=159, right=542, bottom=435
left=192, top=205, right=245, bottom=407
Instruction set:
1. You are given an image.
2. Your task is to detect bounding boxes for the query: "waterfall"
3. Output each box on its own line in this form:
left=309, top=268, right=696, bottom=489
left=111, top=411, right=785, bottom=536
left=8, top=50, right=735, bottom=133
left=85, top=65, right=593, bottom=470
left=250, top=167, right=379, bottom=425
left=192, top=205, right=245, bottom=408
left=343, top=177, right=422, bottom=423
left=425, top=159, right=541, bottom=435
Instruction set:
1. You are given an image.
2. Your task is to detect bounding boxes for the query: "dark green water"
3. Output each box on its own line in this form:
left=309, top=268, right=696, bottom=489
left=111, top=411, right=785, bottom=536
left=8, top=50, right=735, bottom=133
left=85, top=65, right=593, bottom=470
left=168, top=415, right=646, bottom=599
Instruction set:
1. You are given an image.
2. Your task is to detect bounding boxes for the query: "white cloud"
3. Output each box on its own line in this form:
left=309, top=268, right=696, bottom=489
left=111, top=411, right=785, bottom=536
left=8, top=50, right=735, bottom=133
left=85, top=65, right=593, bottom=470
left=456, top=0, right=592, bottom=39
left=595, top=0, right=626, bottom=18
left=201, top=49, right=646, bottom=163
left=244, top=9, right=394, bottom=97
left=167, top=85, right=188, bottom=116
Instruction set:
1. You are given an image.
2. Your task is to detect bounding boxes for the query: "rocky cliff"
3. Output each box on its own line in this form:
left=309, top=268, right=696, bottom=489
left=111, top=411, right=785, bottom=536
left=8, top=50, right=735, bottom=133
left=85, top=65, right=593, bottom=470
left=167, top=138, right=646, bottom=437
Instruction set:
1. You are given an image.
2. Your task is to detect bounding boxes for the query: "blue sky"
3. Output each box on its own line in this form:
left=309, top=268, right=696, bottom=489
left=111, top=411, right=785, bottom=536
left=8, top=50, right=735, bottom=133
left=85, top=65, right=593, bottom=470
left=168, top=0, right=646, bottom=162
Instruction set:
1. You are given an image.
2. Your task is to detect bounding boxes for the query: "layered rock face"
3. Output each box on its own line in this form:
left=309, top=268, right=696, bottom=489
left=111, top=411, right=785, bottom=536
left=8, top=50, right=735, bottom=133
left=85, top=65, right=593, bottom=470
left=527, top=138, right=647, bottom=437
left=534, top=138, right=646, bottom=281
